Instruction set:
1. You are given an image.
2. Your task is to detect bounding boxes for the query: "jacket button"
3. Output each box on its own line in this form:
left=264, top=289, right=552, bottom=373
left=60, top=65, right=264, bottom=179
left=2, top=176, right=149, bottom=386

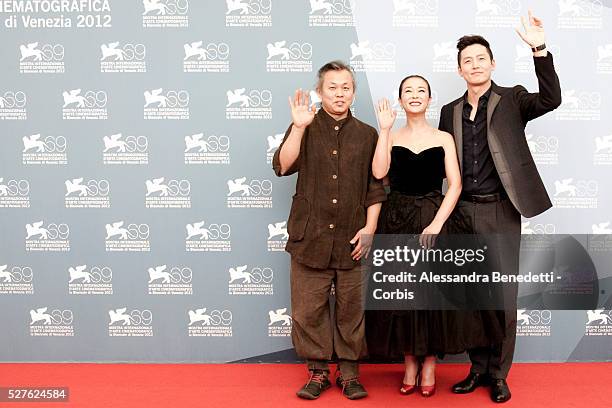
left=334, top=125, right=339, bottom=131
left=329, top=224, right=335, bottom=229
left=332, top=150, right=338, bottom=155
left=332, top=199, right=337, bottom=204
left=332, top=174, right=337, bottom=179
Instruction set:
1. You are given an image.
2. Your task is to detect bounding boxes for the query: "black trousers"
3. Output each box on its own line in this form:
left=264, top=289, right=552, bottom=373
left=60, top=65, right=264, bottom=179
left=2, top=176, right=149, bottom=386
left=449, top=197, right=521, bottom=380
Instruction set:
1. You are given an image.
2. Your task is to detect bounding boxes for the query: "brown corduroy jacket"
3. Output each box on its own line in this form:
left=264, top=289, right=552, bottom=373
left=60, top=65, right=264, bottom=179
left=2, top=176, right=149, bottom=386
left=273, top=109, right=386, bottom=269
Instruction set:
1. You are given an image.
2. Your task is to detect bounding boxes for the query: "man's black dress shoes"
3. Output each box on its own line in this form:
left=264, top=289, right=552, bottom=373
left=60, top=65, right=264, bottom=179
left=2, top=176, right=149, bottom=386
left=452, top=373, right=511, bottom=403
left=451, top=372, right=490, bottom=394
left=490, top=379, right=511, bottom=403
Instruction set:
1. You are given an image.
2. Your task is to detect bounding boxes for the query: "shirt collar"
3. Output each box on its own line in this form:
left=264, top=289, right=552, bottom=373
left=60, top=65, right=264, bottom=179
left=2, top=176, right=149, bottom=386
left=462, top=85, right=492, bottom=105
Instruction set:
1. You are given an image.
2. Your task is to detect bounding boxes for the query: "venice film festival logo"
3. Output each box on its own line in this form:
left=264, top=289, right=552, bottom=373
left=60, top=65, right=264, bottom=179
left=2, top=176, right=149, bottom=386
left=426, top=91, right=439, bottom=121
left=62, top=89, right=108, bottom=120
left=585, top=309, right=612, bottom=336
left=183, top=42, right=230, bottom=73
left=0, top=90, right=27, bottom=120
left=392, top=0, right=439, bottom=28
left=474, top=0, right=522, bottom=28
left=68, top=265, right=113, bottom=295
left=145, top=177, right=191, bottom=208
left=103, top=133, right=149, bottom=165
left=432, top=41, right=456, bottom=73
left=29, top=307, right=74, bottom=337
left=521, top=221, right=556, bottom=235
left=0, top=177, right=30, bottom=208
left=588, top=222, right=612, bottom=252
left=228, top=265, right=274, bottom=295
left=521, top=221, right=556, bottom=250
left=226, top=177, right=273, bottom=208
left=267, top=221, right=287, bottom=251
left=108, top=307, right=153, bottom=337
left=188, top=308, right=233, bottom=337
left=526, top=133, right=559, bottom=165
left=105, top=221, right=150, bottom=252
left=557, top=0, right=603, bottom=30
left=142, top=0, right=189, bottom=28
left=592, top=221, right=612, bottom=235
left=555, top=90, right=601, bottom=121
left=184, top=133, right=230, bottom=165
left=593, top=134, right=612, bottom=166
left=515, top=43, right=561, bottom=74
left=19, top=42, right=64, bottom=74
left=225, top=0, right=272, bottom=27
left=596, top=44, right=612, bottom=74
left=22, top=134, right=67, bottom=165
left=25, top=221, right=70, bottom=252
left=143, top=88, right=190, bottom=120
left=100, top=42, right=146, bottom=73
left=268, top=307, right=292, bottom=337
left=185, top=220, right=232, bottom=252
left=64, top=178, right=110, bottom=208
left=0, top=264, right=33, bottom=295
left=516, top=309, right=552, bottom=337
left=552, top=178, right=598, bottom=209
left=308, top=0, right=355, bottom=27
left=266, top=132, right=283, bottom=164
left=225, top=88, right=272, bottom=120
left=147, top=265, right=193, bottom=295
left=265, top=41, right=313, bottom=73
left=349, top=41, right=396, bottom=73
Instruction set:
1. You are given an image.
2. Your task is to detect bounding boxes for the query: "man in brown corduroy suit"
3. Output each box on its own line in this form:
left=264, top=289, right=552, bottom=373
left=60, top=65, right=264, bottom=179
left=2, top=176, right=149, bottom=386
left=273, top=61, right=386, bottom=400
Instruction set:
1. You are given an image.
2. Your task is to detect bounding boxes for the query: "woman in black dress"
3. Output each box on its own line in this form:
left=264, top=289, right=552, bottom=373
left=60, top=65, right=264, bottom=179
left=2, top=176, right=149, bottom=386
left=366, top=75, right=462, bottom=397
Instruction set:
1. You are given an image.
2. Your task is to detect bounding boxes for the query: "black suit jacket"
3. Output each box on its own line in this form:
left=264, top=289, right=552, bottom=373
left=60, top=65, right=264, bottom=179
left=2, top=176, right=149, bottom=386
left=439, top=53, right=562, bottom=218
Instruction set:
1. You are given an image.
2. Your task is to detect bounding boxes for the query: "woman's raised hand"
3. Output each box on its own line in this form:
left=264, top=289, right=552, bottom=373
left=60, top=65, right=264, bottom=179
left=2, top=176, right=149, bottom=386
left=376, top=98, right=397, bottom=131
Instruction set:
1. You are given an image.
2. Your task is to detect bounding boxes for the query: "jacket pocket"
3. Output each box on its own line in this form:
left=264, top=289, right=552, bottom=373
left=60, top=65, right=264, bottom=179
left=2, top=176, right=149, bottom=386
left=287, top=195, right=310, bottom=242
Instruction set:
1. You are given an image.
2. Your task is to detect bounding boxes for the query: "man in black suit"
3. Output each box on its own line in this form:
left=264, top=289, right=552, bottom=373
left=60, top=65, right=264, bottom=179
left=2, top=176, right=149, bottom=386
left=438, top=10, right=561, bottom=403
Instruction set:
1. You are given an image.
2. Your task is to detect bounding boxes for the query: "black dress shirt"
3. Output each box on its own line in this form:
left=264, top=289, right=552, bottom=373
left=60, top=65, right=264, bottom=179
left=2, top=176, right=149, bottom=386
left=461, top=87, right=503, bottom=195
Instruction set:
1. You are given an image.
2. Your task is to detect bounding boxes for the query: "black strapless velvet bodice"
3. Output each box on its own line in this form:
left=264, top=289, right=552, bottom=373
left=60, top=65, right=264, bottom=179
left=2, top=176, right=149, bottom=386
left=388, top=145, right=445, bottom=195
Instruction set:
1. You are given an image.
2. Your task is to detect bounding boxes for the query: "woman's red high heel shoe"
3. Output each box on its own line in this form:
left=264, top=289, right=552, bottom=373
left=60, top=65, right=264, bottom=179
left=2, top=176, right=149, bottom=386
left=418, top=359, right=436, bottom=397
left=400, top=368, right=420, bottom=395
left=399, top=382, right=417, bottom=395
left=419, top=375, right=436, bottom=397
left=419, top=383, right=436, bottom=397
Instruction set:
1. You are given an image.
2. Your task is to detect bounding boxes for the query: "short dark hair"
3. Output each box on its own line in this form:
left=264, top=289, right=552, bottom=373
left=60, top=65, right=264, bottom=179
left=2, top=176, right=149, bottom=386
left=316, top=60, right=356, bottom=91
left=456, top=35, right=493, bottom=66
left=398, top=75, right=431, bottom=99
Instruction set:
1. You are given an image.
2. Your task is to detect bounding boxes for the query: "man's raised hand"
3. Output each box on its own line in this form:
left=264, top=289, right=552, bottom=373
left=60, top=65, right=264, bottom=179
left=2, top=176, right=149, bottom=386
left=289, top=89, right=316, bottom=129
left=516, top=9, right=546, bottom=48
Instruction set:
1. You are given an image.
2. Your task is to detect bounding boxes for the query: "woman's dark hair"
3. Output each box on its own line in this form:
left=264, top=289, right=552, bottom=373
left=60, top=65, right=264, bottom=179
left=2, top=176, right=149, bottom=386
left=456, top=35, right=494, bottom=66
left=398, top=75, right=431, bottom=99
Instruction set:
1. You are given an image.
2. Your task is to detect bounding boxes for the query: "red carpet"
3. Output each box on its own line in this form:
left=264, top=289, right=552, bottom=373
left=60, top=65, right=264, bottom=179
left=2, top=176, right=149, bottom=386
left=0, top=362, right=610, bottom=407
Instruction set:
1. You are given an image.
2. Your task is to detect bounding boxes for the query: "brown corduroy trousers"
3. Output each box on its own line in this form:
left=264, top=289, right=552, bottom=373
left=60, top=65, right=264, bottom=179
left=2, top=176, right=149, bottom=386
left=290, top=258, right=366, bottom=378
